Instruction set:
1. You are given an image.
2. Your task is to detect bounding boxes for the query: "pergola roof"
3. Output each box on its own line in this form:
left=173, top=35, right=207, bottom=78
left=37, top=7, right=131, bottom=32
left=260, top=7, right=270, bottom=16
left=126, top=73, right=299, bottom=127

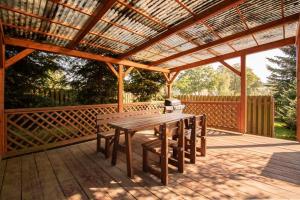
left=0, top=0, right=299, bottom=72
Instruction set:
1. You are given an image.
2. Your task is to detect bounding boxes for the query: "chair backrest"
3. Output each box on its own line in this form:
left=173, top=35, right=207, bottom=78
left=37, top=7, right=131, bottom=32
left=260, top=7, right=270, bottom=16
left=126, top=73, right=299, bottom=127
left=161, top=119, right=184, bottom=139
left=193, top=114, right=207, bottom=137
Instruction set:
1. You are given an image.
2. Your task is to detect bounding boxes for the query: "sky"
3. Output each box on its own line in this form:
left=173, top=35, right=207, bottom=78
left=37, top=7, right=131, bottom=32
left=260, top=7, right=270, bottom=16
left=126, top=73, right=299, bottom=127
left=211, top=48, right=285, bottom=83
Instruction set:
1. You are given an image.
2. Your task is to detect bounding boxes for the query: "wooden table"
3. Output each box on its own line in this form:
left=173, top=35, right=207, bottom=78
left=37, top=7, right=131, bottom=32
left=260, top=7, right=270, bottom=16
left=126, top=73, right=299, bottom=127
left=108, top=113, right=194, bottom=178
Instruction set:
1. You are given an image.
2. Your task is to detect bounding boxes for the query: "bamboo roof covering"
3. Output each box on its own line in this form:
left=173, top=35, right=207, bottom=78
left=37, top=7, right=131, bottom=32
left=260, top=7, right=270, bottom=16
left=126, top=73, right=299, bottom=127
left=0, top=0, right=299, bottom=72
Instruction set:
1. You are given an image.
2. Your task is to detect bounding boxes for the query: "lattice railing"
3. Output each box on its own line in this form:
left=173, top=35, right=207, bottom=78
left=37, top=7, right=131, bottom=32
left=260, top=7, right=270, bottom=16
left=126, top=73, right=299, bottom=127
left=4, top=102, right=163, bottom=157
left=182, top=101, right=240, bottom=132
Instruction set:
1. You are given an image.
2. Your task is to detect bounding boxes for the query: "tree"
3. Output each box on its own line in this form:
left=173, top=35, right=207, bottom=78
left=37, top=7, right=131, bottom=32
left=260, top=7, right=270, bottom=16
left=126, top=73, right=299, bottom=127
left=124, top=69, right=165, bottom=102
left=68, top=58, right=118, bottom=105
left=5, top=47, right=66, bottom=108
left=174, top=65, right=263, bottom=96
left=174, top=66, right=217, bottom=95
left=267, top=45, right=296, bottom=129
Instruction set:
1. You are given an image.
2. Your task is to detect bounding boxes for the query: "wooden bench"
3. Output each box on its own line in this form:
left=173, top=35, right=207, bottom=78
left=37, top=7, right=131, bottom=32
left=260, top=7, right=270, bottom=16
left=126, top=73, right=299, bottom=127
left=96, top=109, right=160, bottom=158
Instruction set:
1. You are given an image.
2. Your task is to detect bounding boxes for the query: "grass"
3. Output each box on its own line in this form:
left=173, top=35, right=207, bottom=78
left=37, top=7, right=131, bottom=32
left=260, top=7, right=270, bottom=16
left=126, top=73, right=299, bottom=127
left=274, top=121, right=296, bottom=141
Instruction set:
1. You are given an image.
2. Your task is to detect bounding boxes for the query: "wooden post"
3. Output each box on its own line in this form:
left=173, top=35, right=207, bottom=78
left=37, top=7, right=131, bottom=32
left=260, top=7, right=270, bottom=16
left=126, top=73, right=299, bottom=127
left=167, top=83, right=172, bottom=99
left=240, top=55, right=247, bottom=134
left=0, top=34, right=5, bottom=155
left=296, top=39, right=300, bottom=142
left=118, top=65, right=124, bottom=112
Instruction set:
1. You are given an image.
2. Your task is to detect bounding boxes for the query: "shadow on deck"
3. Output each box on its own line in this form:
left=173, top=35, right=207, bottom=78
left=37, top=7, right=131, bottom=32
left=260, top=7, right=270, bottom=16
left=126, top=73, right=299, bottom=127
left=0, top=130, right=300, bottom=199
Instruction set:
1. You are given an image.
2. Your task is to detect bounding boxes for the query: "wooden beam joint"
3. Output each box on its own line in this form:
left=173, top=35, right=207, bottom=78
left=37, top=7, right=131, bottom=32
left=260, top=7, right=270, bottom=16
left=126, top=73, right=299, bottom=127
left=5, top=49, right=34, bottom=69
left=219, top=60, right=241, bottom=76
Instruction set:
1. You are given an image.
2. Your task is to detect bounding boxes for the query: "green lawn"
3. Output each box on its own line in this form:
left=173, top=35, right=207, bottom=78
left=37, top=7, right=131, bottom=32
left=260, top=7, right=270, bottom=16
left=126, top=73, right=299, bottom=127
left=274, top=121, right=296, bottom=141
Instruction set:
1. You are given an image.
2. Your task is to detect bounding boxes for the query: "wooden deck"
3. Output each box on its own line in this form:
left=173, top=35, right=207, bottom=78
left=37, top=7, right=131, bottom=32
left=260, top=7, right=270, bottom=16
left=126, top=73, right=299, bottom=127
left=0, top=130, right=300, bottom=200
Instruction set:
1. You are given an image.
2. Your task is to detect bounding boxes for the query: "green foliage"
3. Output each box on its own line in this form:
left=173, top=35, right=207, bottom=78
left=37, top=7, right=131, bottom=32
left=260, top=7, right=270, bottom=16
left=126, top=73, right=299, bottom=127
left=124, top=69, right=165, bottom=102
left=68, top=58, right=118, bottom=104
left=274, top=121, right=296, bottom=141
left=5, top=47, right=66, bottom=108
left=174, top=65, right=263, bottom=96
left=267, top=45, right=296, bottom=129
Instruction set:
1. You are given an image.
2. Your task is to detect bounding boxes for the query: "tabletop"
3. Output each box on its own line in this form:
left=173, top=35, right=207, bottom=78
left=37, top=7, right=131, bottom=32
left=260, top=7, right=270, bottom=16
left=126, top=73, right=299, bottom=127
left=108, top=112, right=194, bottom=132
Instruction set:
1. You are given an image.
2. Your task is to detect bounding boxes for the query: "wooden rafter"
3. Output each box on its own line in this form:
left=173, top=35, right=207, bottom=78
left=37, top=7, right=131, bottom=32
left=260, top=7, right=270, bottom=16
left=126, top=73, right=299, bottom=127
left=4, top=37, right=170, bottom=73
left=124, top=67, right=134, bottom=78
left=163, top=71, right=180, bottom=84
left=171, top=37, right=295, bottom=72
left=152, top=14, right=299, bottom=66
left=235, top=7, right=259, bottom=46
left=0, top=20, right=5, bottom=154
left=169, top=71, right=180, bottom=84
left=163, top=73, right=170, bottom=82
left=67, top=0, right=117, bottom=49
left=296, top=15, right=300, bottom=44
left=5, top=49, right=35, bottom=69
left=219, top=60, right=241, bottom=76
left=119, top=0, right=244, bottom=59
left=106, top=62, right=119, bottom=78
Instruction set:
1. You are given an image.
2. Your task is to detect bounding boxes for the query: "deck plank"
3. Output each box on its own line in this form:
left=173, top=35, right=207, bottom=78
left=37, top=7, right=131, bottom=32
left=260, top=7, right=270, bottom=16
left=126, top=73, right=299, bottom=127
left=34, top=152, right=66, bottom=200
left=1, top=157, right=22, bottom=200
left=46, top=149, right=89, bottom=200
left=21, top=154, right=43, bottom=200
left=67, top=145, right=135, bottom=200
left=55, top=147, right=112, bottom=200
left=78, top=142, right=161, bottom=200
left=1, top=130, right=300, bottom=200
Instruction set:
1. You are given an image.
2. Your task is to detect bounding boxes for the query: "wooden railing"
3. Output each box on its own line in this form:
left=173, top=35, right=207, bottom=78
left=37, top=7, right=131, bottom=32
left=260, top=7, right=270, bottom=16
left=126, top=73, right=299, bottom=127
left=182, top=101, right=241, bottom=132
left=4, top=102, right=163, bottom=157
left=177, top=95, right=274, bottom=137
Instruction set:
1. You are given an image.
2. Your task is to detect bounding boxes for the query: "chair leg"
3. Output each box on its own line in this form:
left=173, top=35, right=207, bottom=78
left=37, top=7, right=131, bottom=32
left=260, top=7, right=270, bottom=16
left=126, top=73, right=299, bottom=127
left=143, top=148, right=149, bottom=172
left=161, top=155, right=168, bottom=185
left=200, top=137, right=206, bottom=157
left=105, top=138, right=111, bottom=159
left=96, top=135, right=101, bottom=152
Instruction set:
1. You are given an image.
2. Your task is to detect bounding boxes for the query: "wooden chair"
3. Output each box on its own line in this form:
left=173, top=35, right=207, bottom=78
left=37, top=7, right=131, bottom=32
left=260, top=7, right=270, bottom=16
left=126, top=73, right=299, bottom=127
left=96, top=110, right=161, bottom=158
left=185, top=114, right=207, bottom=163
left=142, top=119, right=185, bottom=185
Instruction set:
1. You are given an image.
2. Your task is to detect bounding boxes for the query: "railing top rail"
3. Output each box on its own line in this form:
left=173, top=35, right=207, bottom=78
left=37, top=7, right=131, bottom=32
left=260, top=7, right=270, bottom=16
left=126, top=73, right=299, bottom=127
left=5, top=101, right=164, bottom=114
left=182, top=101, right=240, bottom=104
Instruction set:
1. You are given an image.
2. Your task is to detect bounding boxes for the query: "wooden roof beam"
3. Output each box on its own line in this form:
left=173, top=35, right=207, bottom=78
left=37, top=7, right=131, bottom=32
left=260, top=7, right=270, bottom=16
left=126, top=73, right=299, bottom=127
left=5, top=49, right=35, bottom=69
left=296, top=15, right=300, bottom=44
left=219, top=60, right=241, bottom=76
left=4, top=37, right=170, bottom=73
left=152, top=14, right=299, bottom=65
left=119, top=0, right=245, bottom=59
left=66, top=0, right=117, bottom=49
left=171, top=37, right=295, bottom=72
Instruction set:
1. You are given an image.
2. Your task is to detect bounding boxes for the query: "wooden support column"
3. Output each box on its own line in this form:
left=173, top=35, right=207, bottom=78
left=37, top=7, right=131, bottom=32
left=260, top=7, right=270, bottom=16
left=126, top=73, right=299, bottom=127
left=240, top=55, right=247, bottom=134
left=0, top=32, right=5, bottom=155
left=118, top=65, right=124, bottom=113
left=164, top=72, right=180, bottom=99
left=167, top=73, right=172, bottom=98
left=296, top=37, right=300, bottom=142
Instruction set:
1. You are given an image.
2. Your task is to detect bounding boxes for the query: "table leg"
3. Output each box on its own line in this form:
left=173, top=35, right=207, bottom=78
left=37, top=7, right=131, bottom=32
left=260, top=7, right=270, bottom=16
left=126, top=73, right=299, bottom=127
left=178, top=120, right=185, bottom=173
left=125, top=130, right=133, bottom=178
left=111, top=128, right=121, bottom=166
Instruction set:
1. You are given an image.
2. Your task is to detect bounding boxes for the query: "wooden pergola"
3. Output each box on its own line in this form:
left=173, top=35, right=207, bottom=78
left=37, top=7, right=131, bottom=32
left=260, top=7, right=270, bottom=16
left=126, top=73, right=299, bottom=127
left=0, top=0, right=300, bottom=156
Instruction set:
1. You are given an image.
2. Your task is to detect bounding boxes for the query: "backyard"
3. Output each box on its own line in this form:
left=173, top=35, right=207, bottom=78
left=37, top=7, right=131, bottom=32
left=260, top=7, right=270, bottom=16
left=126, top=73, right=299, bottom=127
left=0, top=0, right=300, bottom=199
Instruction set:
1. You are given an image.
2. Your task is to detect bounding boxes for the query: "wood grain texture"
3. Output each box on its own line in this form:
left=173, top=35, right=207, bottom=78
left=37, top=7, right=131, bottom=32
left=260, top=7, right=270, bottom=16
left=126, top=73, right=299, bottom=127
left=1, top=130, right=300, bottom=199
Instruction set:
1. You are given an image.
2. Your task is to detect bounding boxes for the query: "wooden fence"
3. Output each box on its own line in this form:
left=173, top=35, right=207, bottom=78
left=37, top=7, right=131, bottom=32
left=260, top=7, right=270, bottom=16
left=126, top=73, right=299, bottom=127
left=176, top=95, right=274, bottom=137
left=4, top=102, right=164, bottom=157
left=32, top=88, right=136, bottom=105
